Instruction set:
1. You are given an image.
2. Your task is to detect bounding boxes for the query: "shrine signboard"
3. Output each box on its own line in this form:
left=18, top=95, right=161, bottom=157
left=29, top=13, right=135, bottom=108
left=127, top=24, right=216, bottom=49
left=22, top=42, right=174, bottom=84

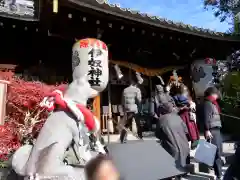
left=0, top=0, right=39, bottom=21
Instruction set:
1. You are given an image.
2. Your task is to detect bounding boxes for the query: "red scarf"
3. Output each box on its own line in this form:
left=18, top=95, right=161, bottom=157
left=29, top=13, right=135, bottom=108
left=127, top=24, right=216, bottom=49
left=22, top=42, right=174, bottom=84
left=43, top=90, right=96, bottom=131
left=206, top=96, right=221, bottom=113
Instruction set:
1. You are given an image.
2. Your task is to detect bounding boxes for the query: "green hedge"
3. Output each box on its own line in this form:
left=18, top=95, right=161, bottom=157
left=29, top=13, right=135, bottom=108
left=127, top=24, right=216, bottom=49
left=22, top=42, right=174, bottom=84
left=221, top=71, right=240, bottom=138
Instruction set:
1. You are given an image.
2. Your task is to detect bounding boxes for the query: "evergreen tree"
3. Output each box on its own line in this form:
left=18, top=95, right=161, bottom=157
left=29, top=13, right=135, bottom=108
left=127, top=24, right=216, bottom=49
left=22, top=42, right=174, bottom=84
left=204, top=0, right=240, bottom=33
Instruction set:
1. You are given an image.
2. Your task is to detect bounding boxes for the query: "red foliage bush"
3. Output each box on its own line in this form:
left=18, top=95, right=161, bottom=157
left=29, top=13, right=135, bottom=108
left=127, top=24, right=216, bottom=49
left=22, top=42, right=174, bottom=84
left=0, top=71, right=67, bottom=156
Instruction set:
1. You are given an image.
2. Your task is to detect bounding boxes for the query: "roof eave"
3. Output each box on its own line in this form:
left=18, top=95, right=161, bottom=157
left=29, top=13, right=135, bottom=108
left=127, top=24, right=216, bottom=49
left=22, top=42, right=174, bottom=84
left=67, top=0, right=240, bottom=42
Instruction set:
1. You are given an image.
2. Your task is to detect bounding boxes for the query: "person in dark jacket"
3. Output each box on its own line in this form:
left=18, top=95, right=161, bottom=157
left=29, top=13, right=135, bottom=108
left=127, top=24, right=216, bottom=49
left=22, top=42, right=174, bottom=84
left=150, top=84, right=176, bottom=119
left=155, top=102, right=190, bottom=169
left=203, top=86, right=222, bottom=180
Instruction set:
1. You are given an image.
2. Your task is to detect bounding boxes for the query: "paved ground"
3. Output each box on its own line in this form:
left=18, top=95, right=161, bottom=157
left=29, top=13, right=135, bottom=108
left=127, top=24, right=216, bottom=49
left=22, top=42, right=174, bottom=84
left=102, top=133, right=235, bottom=180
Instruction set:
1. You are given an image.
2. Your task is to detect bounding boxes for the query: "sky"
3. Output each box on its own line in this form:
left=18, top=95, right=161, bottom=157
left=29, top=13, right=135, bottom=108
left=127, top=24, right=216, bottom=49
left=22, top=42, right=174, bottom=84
left=108, top=0, right=232, bottom=32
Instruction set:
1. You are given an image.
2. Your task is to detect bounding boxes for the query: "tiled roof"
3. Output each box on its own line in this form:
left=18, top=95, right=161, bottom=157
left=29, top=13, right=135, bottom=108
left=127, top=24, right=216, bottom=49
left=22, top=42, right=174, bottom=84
left=68, top=0, right=240, bottom=41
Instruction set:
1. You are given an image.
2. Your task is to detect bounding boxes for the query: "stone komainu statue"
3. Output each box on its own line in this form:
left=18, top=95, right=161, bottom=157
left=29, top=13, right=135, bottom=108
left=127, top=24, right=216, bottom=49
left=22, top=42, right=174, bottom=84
left=10, top=39, right=109, bottom=180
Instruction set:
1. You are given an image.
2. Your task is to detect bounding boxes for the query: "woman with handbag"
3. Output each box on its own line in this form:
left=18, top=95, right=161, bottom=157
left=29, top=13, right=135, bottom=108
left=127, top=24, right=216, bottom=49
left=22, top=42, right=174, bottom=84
left=203, top=87, right=223, bottom=180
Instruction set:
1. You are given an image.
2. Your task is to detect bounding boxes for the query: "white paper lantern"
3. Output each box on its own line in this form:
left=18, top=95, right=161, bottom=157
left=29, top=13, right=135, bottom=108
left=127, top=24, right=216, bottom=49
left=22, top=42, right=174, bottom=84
left=72, top=38, right=109, bottom=93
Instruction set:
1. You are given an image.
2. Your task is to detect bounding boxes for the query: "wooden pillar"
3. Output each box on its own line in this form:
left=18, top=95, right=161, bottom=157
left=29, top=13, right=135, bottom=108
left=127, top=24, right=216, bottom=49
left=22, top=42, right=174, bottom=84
left=0, top=80, right=9, bottom=125
left=93, top=95, right=101, bottom=122
left=129, top=65, right=132, bottom=83
left=149, top=76, right=152, bottom=93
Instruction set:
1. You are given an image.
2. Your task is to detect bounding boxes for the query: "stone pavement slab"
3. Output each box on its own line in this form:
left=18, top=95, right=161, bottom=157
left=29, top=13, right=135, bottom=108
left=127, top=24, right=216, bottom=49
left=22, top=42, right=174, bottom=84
left=103, top=134, right=235, bottom=179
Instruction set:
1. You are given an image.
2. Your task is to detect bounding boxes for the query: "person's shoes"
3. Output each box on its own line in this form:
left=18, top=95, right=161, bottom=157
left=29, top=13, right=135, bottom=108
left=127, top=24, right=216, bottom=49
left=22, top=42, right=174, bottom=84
left=221, top=157, right=226, bottom=165
left=121, top=140, right=127, bottom=144
left=215, top=175, right=223, bottom=180
left=191, top=140, right=199, bottom=150
left=184, top=164, right=194, bottom=173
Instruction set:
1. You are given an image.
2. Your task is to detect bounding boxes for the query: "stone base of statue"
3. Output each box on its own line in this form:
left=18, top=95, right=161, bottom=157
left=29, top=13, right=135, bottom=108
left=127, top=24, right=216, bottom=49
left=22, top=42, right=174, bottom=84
left=0, top=168, right=9, bottom=180
left=2, top=168, right=23, bottom=180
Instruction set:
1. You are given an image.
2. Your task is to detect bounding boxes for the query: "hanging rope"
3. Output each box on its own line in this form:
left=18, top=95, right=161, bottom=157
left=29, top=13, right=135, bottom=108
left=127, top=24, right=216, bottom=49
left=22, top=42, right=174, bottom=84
left=221, top=113, right=240, bottom=120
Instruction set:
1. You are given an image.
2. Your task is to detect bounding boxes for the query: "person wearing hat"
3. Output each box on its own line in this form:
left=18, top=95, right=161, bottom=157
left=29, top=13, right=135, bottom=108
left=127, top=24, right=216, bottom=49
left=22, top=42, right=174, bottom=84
left=203, top=86, right=222, bottom=180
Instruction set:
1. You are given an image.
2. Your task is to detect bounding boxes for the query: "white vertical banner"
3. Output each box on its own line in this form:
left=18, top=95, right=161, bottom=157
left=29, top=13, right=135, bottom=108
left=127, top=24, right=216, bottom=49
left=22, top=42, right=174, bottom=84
left=136, top=72, right=143, bottom=84
left=114, top=64, right=123, bottom=79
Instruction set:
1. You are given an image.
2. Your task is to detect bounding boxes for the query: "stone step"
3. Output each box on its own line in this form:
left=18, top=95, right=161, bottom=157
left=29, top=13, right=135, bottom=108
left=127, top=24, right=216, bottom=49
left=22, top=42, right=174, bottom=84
left=183, top=173, right=215, bottom=180
left=190, top=161, right=229, bottom=179
left=190, top=161, right=215, bottom=174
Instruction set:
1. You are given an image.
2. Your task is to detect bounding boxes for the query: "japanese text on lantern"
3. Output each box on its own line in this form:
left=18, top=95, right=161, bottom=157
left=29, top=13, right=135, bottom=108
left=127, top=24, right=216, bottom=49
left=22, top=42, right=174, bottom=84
left=80, top=39, right=107, bottom=50
left=79, top=40, right=88, bottom=48
left=88, top=48, right=102, bottom=86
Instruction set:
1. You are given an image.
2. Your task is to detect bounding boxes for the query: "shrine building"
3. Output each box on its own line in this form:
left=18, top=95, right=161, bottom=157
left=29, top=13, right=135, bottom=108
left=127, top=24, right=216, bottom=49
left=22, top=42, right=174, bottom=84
left=0, top=0, right=239, bottom=132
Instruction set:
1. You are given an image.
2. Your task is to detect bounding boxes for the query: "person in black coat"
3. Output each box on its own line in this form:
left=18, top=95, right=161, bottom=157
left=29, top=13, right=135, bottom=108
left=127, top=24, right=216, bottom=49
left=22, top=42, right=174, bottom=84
left=223, top=144, right=240, bottom=180
left=155, top=102, right=190, bottom=169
